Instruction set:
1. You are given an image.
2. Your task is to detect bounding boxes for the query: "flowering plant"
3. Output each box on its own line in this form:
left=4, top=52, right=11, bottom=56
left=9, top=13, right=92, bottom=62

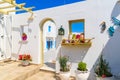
left=94, top=55, right=112, bottom=78
left=19, top=54, right=32, bottom=61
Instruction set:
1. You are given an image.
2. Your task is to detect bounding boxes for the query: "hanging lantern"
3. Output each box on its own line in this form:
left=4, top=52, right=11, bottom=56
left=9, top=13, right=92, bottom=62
left=58, top=26, right=64, bottom=35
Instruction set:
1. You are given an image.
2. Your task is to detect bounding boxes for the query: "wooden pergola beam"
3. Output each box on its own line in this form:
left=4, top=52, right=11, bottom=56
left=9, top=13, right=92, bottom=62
left=7, top=7, right=34, bottom=13
left=0, top=5, right=15, bottom=9
left=0, top=0, right=34, bottom=17
left=0, top=1, right=6, bottom=4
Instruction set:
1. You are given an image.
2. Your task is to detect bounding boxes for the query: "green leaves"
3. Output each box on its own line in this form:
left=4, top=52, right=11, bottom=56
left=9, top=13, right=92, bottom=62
left=95, top=55, right=112, bottom=77
left=78, top=61, right=87, bottom=71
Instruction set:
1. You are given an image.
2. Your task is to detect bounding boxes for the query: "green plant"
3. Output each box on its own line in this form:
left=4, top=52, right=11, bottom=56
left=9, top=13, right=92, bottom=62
left=94, top=55, right=112, bottom=77
left=59, top=56, right=69, bottom=72
left=77, top=61, right=87, bottom=71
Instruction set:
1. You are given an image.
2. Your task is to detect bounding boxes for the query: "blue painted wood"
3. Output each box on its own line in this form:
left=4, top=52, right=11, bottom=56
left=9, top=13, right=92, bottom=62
left=112, top=17, right=120, bottom=26
left=108, top=26, right=115, bottom=37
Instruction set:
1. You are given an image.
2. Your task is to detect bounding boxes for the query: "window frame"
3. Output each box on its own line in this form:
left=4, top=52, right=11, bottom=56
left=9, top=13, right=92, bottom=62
left=69, top=19, right=85, bottom=34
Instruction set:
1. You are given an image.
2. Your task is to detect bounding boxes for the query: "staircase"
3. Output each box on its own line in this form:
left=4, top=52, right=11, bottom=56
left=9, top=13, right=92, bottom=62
left=0, top=61, right=57, bottom=80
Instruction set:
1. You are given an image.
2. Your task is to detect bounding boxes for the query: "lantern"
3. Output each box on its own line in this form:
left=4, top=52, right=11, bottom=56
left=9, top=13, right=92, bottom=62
left=58, top=26, right=64, bottom=35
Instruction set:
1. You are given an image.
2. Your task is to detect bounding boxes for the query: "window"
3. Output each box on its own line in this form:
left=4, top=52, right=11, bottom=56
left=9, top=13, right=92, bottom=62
left=69, top=19, right=84, bottom=34
left=46, top=39, right=53, bottom=50
left=48, top=26, right=51, bottom=32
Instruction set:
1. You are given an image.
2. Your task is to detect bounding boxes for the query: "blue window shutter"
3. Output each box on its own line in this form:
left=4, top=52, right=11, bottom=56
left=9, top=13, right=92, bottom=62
left=54, top=41, right=56, bottom=48
left=51, top=41, right=53, bottom=48
left=50, top=41, right=52, bottom=48
left=46, top=41, right=48, bottom=49
left=48, top=26, right=51, bottom=32
left=48, top=41, right=50, bottom=50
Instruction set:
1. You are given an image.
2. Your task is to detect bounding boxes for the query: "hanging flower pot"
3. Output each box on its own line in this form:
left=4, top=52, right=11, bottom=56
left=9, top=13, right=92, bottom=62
left=22, top=33, right=27, bottom=41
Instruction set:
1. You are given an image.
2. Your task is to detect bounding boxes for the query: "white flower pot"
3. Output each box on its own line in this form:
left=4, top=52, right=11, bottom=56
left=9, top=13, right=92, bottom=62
left=60, top=71, right=70, bottom=80
left=21, top=60, right=30, bottom=66
left=96, top=77, right=113, bottom=80
left=75, top=70, right=89, bottom=80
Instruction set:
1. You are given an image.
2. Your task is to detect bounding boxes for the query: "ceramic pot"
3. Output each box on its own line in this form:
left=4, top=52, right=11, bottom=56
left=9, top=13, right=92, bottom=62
left=96, top=77, right=113, bottom=80
left=75, top=70, right=89, bottom=80
left=21, top=60, right=29, bottom=66
left=59, top=71, right=70, bottom=80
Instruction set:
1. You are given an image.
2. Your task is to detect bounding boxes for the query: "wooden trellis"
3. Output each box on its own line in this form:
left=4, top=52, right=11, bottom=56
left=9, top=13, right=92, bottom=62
left=0, top=0, right=34, bottom=17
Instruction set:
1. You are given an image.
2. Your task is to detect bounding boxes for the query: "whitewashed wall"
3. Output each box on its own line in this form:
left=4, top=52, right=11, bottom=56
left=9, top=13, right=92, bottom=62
left=12, top=0, right=120, bottom=75
left=0, top=0, right=15, bottom=60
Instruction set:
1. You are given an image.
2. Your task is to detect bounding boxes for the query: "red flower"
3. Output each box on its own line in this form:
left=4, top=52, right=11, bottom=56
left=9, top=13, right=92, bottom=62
left=76, top=34, right=80, bottom=39
left=19, top=55, right=22, bottom=60
left=18, top=54, right=32, bottom=61
left=102, top=74, right=106, bottom=78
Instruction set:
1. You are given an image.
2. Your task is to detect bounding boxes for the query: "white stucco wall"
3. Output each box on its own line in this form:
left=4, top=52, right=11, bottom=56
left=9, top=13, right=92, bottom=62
left=0, top=15, right=13, bottom=60
left=0, top=0, right=15, bottom=60
left=11, top=0, right=120, bottom=75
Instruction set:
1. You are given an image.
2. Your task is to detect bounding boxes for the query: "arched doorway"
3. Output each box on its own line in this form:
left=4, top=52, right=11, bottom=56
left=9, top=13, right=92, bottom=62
left=39, top=18, right=57, bottom=66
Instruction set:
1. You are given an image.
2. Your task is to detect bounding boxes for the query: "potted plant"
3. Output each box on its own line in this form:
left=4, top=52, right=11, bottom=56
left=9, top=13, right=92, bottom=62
left=59, top=56, right=70, bottom=72
left=19, top=54, right=32, bottom=66
left=94, top=55, right=113, bottom=80
left=77, top=61, right=87, bottom=72
left=75, top=61, right=88, bottom=80
left=59, top=56, right=71, bottom=79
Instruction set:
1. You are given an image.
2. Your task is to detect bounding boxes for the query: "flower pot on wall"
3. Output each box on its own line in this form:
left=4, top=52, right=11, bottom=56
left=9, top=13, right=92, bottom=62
left=22, top=33, right=27, bottom=41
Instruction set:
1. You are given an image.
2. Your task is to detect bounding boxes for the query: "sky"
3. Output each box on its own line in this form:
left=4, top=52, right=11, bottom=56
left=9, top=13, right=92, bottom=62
left=71, top=22, right=84, bottom=33
left=16, top=0, right=85, bottom=14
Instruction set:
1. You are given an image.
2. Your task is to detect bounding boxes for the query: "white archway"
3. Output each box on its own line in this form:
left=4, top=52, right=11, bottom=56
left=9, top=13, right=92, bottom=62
left=39, top=18, right=57, bottom=65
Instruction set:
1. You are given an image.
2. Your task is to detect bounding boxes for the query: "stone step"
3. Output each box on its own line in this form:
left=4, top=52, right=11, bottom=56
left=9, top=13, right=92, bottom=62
left=25, top=70, right=56, bottom=80
left=0, top=61, right=41, bottom=80
left=40, top=63, right=56, bottom=72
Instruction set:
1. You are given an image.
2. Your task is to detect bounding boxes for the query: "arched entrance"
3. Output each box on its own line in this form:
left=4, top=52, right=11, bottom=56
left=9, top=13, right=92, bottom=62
left=39, top=18, right=57, bottom=65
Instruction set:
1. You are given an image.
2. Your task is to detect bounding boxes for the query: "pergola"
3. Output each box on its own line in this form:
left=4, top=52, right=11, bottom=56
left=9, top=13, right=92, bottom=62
left=0, top=0, right=34, bottom=18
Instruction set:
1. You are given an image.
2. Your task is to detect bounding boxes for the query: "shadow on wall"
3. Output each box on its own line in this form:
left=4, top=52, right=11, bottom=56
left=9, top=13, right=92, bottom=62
left=102, top=27, right=120, bottom=74
left=60, top=46, right=91, bottom=63
left=111, top=2, right=120, bottom=17
left=88, top=27, right=120, bottom=79
left=88, top=27, right=120, bottom=80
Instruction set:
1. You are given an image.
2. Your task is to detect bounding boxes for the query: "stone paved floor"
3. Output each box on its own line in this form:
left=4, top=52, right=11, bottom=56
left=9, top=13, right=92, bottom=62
left=0, top=60, right=75, bottom=80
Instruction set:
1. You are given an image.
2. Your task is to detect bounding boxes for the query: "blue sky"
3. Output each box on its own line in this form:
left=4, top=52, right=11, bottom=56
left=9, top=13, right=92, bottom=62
left=71, top=22, right=84, bottom=33
left=16, top=0, right=85, bottom=14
